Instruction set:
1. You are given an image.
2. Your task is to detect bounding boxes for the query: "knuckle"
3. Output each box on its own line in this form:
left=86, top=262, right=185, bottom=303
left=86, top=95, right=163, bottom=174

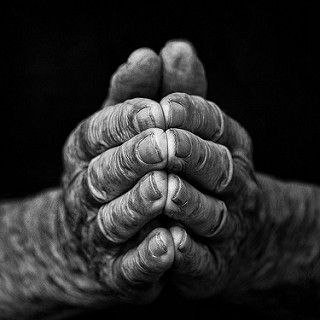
left=97, top=205, right=124, bottom=244
left=126, top=186, right=147, bottom=219
left=216, top=145, right=234, bottom=192
left=116, top=142, right=147, bottom=180
left=86, top=160, right=108, bottom=203
left=107, top=101, right=139, bottom=143
left=79, top=111, right=112, bottom=156
left=118, top=142, right=136, bottom=168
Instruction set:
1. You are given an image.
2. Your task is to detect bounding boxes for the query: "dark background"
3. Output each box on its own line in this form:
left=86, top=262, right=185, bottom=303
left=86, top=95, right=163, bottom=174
left=1, top=1, right=319, bottom=319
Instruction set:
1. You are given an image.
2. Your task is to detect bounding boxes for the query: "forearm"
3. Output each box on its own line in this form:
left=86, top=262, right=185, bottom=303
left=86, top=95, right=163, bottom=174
left=0, top=189, right=111, bottom=319
left=235, top=173, right=320, bottom=290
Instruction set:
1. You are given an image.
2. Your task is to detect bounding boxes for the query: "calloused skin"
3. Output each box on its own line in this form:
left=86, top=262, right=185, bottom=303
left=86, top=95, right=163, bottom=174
left=1, top=40, right=320, bottom=319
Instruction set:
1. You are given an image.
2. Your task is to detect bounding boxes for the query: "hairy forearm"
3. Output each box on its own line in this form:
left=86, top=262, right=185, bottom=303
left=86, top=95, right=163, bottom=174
left=0, top=189, right=111, bottom=319
left=232, top=173, right=320, bottom=291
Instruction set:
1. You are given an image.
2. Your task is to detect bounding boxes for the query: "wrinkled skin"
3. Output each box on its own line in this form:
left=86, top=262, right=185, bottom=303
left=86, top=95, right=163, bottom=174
left=59, top=40, right=320, bottom=309
left=62, top=40, right=260, bottom=301
left=1, top=40, right=320, bottom=319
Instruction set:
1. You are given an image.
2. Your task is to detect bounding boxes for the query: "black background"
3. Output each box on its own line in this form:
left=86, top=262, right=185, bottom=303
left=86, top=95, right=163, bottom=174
left=1, top=1, right=319, bottom=319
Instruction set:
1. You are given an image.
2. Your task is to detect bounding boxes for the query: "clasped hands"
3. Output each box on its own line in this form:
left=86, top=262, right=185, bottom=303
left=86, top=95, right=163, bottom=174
left=62, top=40, right=260, bottom=304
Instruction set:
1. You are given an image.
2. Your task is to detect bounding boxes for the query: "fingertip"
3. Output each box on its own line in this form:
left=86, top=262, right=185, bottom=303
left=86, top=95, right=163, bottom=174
left=152, top=128, right=168, bottom=164
left=133, top=99, right=165, bottom=131
left=127, top=48, right=160, bottom=67
left=137, top=128, right=167, bottom=165
left=159, top=96, right=171, bottom=128
left=149, top=101, right=166, bottom=130
left=160, top=40, right=207, bottom=97
left=108, top=48, right=161, bottom=104
left=147, top=228, right=175, bottom=265
left=140, top=171, right=168, bottom=209
left=126, top=48, right=161, bottom=90
left=170, top=226, right=188, bottom=253
left=165, top=174, right=183, bottom=216
left=160, top=40, right=196, bottom=69
left=165, top=128, right=192, bottom=171
left=148, top=232, right=167, bottom=257
left=167, top=173, right=181, bottom=198
left=160, top=94, right=187, bottom=129
left=160, top=92, right=193, bottom=130
left=114, top=227, right=174, bottom=298
left=149, top=170, right=168, bottom=199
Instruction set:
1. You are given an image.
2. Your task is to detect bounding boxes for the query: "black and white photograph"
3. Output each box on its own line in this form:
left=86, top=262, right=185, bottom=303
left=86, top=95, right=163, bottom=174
left=0, top=2, right=318, bottom=319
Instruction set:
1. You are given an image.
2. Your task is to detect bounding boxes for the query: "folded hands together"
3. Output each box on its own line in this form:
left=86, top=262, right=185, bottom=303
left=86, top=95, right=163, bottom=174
left=62, top=40, right=263, bottom=304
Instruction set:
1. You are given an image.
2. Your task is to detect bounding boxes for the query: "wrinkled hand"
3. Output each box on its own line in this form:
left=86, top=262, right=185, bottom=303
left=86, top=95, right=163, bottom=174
left=107, top=40, right=261, bottom=299
left=62, top=40, right=261, bottom=303
left=161, top=92, right=260, bottom=298
left=63, top=101, right=176, bottom=303
left=62, top=40, right=208, bottom=303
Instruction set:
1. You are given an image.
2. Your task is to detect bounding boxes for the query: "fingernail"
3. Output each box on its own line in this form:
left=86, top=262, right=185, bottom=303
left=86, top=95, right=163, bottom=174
left=134, top=104, right=165, bottom=132
left=172, top=129, right=192, bottom=158
left=171, top=175, right=188, bottom=206
left=149, top=233, right=167, bottom=257
left=161, top=100, right=187, bottom=128
left=141, top=172, right=162, bottom=201
left=170, top=101, right=187, bottom=128
left=135, top=107, right=154, bottom=132
left=138, top=132, right=165, bottom=164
